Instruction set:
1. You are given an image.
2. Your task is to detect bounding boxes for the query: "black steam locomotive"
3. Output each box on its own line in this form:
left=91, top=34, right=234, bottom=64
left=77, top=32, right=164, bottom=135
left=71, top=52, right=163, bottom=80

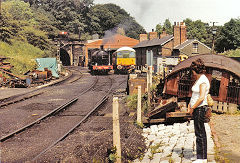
left=88, top=46, right=113, bottom=75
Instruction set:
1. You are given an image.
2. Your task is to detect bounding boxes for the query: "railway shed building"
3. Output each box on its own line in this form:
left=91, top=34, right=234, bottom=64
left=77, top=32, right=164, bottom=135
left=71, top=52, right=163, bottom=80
left=84, top=34, right=139, bottom=67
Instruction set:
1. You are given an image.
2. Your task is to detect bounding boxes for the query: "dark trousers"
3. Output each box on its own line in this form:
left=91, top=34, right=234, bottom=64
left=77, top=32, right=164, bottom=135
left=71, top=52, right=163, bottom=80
left=193, top=106, right=207, bottom=159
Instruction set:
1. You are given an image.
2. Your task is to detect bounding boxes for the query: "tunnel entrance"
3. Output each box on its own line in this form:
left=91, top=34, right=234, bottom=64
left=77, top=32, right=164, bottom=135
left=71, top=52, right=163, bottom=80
left=60, top=49, right=70, bottom=66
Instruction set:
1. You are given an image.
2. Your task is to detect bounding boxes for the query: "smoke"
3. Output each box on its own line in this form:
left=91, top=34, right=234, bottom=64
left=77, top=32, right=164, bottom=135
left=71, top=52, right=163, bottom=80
left=132, top=0, right=154, bottom=19
left=102, top=18, right=134, bottom=45
left=101, top=0, right=155, bottom=44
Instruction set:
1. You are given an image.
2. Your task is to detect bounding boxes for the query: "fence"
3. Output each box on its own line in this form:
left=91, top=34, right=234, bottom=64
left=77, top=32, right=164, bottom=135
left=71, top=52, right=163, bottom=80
left=212, top=101, right=238, bottom=114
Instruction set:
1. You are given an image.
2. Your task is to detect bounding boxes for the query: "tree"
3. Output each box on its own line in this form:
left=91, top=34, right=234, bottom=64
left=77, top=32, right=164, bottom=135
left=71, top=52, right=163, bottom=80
left=27, top=0, right=93, bottom=35
left=88, top=3, right=145, bottom=39
left=155, top=19, right=173, bottom=36
left=163, top=19, right=173, bottom=35
left=215, top=18, right=240, bottom=52
left=183, top=18, right=212, bottom=47
left=155, top=23, right=163, bottom=35
left=0, top=0, right=53, bottom=50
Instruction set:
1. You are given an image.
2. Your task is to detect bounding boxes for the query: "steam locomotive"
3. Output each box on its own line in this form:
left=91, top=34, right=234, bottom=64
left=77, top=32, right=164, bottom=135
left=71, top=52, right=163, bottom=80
left=88, top=45, right=113, bottom=75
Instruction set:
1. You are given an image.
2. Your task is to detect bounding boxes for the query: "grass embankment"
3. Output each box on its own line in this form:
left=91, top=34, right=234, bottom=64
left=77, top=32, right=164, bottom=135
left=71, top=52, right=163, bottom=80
left=0, top=40, right=47, bottom=77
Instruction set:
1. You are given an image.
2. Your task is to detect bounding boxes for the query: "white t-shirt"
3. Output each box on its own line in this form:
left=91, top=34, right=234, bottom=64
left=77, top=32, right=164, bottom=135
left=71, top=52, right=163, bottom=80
left=190, top=74, right=210, bottom=107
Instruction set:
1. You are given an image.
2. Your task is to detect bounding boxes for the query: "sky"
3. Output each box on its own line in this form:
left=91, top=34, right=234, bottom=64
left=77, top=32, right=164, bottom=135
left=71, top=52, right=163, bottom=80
left=94, top=0, right=240, bottom=32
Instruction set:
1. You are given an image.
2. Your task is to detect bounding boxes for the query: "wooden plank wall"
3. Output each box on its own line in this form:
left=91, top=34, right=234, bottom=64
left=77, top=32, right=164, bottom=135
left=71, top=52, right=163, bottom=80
left=212, top=101, right=238, bottom=114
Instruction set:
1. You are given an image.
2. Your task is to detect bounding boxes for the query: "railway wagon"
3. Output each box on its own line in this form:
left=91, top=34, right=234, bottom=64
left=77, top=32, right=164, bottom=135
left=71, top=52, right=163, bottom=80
left=112, top=47, right=136, bottom=73
left=88, top=46, right=113, bottom=75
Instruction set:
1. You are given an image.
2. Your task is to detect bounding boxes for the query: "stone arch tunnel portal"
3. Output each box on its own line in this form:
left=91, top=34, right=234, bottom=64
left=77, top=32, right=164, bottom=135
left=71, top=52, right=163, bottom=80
left=60, top=48, right=70, bottom=66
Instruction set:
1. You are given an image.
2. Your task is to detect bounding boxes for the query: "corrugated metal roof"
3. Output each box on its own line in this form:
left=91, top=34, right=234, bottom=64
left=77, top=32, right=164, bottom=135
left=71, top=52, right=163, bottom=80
left=168, top=54, right=240, bottom=78
left=134, top=35, right=173, bottom=48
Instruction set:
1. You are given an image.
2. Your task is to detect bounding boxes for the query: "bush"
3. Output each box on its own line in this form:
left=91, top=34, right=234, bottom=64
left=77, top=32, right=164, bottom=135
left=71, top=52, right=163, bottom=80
left=0, top=40, right=46, bottom=75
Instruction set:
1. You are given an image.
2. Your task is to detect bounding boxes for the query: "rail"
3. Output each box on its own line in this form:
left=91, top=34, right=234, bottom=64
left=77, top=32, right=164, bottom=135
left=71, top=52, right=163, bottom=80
left=0, top=75, right=98, bottom=142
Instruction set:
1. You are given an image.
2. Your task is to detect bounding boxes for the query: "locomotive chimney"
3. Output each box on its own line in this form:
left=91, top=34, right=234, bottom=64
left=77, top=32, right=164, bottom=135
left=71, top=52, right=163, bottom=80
left=100, top=45, right=104, bottom=50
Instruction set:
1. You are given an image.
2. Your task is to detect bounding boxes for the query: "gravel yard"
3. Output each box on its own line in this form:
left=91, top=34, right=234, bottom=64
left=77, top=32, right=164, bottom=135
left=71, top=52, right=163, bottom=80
left=211, top=114, right=240, bottom=163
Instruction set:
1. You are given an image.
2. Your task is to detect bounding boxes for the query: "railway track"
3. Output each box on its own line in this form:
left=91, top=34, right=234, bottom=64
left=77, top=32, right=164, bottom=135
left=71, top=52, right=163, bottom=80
left=0, top=67, right=83, bottom=108
left=36, top=74, right=132, bottom=162
left=0, top=70, right=95, bottom=142
left=0, top=73, right=117, bottom=162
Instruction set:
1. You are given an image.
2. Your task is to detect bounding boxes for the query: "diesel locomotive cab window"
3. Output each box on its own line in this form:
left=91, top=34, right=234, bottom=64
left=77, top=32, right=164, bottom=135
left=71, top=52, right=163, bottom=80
left=129, top=51, right=136, bottom=58
left=117, top=51, right=135, bottom=58
left=117, top=52, right=123, bottom=58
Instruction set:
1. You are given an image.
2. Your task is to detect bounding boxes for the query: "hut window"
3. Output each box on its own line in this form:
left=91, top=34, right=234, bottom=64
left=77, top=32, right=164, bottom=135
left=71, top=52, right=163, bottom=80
left=210, top=70, right=222, bottom=96
left=227, top=77, right=240, bottom=104
left=210, top=78, right=220, bottom=97
left=192, top=43, right=198, bottom=53
left=177, top=69, right=194, bottom=98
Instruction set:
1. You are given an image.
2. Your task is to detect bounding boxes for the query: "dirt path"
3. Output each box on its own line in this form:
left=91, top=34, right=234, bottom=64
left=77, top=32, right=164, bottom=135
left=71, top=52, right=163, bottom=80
left=211, top=114, right=240, bottom=163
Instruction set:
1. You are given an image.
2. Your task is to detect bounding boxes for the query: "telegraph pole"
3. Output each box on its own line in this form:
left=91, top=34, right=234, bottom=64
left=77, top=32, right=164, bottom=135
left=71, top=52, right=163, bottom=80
left=211, top=22, right=218, bottom=54
left=0, top=0, right=2, bottom=17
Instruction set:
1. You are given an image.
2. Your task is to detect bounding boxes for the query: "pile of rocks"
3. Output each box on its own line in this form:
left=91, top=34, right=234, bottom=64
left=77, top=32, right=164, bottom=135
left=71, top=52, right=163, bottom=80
left=134, top=121, right=216, bottom=163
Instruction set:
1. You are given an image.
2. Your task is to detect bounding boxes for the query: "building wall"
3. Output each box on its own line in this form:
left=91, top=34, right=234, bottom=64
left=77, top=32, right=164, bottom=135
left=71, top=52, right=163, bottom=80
left=136, top=45, right=163, bottom=67
left=180, top=41, right=211, bottom=56
left=162, top=40, right=173, bottom=56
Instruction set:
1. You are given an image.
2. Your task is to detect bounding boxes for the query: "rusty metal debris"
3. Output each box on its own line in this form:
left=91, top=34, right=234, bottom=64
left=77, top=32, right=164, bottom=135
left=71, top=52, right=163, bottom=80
left=164, top=54, right=240, bottom=105
left=143, top=97, right=192, bottom=124
left=143, top=54, right=240, bottom=124
left=0, top=56, right=53, bottom=88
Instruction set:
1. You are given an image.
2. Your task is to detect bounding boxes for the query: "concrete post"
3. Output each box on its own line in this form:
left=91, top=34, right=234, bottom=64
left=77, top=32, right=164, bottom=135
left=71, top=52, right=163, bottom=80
left=112, top=97, right=121, bottom=163
left=137, top=86, right=142, bottom=124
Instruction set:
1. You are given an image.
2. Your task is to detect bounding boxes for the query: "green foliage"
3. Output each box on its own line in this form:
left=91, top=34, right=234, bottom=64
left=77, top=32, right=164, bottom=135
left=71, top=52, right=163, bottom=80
left=88, top=3, right=146, bottom=39
left=0, top=0, right=54, bottom=51
left=183, top=18, right=212, bottom=47
left=126, top=93, right=149, bottom=115
left=0, top=40, right=44, bottom=75
left=156, top=24, right=163, bottom=35
left=219, top=48, right=240, bottom=57
left=163, top=19, right=173, bottom=35
left=155, top=19, right=173, bottom=35
left=29, top=0, right=93, bottom=35
left=126, top=94, right=138, bottom=111
left=108, top=146, right=117, bottom=162
left=148, top=142, right=164, bottom=160
left=134, top=121, right=144, bottom=129
left=216, top=18, right=240, bottom=52
left=32, top=8, right=59, bottom=38
left=0, top=0, right=56, bottom=76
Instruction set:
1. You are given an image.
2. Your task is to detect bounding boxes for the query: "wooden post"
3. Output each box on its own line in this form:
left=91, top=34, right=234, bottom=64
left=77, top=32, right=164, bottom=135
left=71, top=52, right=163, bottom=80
left=223, top=102, right=228, bottom=113
left=218, top=102, right=223, bottom=113
left=212, top=101, right=218, bottom=112
left=137, top=86, right=142, bottom=124
left=147, top=67, right=149, bottom=91
left=70, top=44, right=73, bottom=66
left=149, top=66, right=153, bottom=88
left=112, top=97, right=121, bottom=163
left=147, top=67, right=151, bottom=107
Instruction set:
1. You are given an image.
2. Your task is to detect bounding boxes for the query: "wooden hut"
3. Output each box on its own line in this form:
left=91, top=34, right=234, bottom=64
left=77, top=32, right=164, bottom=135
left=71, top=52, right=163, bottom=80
left=163, top=54, right=240, bottom=113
